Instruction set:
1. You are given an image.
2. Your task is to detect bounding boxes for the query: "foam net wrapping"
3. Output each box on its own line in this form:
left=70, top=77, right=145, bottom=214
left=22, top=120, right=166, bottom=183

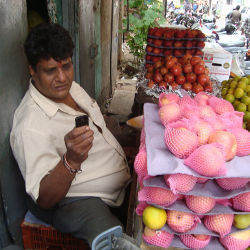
left=232, top=192, right=250, bottom=212
left=164, top=125, right=198, bottom=159
left=219, top=111, right=244, bottom=130
left=203, top=214, right=234, bottom=237
left=166, top=210, right=200, bottom=233
left=164, top=173, right=197, bottom=194
left=184, top=143, right=226, bottom=177
left=158, top=93, right=180, bottom=108
left=179, top=234, right=211, bottom=249
left=216, top=178, right=250, bottom=191
left=219, top=233, right=250, bottom=250
left=227, top=128, right=250, bottom=157
left=135, top=201, right=148, bottom=216
left=185, top=195, right=216, bottom=214
left=158, top=103, right=181, bottom=126
left=143, top=230, right=174, bottom=248
left=138, top=186, right=178, bottom=207
left=208, top=96, right=234, bottom=115
left=134, top=148, right=148, bottom=186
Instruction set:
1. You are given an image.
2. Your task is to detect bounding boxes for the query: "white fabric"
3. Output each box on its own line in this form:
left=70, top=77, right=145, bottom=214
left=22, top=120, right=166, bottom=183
left=10, top=81, right=131, bottom=206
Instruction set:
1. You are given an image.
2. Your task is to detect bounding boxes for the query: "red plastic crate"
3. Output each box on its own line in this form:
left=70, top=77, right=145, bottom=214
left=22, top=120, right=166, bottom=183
left=21, top=220, right=90, bottom=250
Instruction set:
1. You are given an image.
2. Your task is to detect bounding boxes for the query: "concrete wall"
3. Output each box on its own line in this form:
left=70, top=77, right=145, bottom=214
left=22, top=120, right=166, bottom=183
left=0, top=0, right=29, bottom=246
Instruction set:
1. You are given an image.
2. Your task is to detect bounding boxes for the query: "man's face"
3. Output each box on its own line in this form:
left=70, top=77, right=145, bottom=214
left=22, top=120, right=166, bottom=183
left=29, top=57, right=74, bottom=102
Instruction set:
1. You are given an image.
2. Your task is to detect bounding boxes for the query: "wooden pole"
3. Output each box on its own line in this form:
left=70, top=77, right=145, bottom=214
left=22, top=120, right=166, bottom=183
left=118, top=0, right=124, bottom=65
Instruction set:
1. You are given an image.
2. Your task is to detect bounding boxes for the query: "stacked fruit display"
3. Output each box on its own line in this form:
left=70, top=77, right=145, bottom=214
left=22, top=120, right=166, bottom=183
left=146, top=27, right=205, bottom=61
left=221, top=75, right=250, bottom=131
left=145, top=54, right=213, bottom=93
left=134, top=93, right=250, bottom=249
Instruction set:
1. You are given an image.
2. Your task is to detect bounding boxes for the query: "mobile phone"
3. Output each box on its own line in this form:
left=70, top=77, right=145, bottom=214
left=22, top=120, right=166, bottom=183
left=75, top=115, right=89, bottom=127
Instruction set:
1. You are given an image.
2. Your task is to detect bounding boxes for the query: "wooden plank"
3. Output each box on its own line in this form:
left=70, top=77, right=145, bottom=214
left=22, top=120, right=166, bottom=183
left=118, top=0, right=124, bottom=65
left=111, top=0, right=119, bottom=94
left=79, top=0, right=95, bottom=98
left=100, top=0, right=112, bottom=104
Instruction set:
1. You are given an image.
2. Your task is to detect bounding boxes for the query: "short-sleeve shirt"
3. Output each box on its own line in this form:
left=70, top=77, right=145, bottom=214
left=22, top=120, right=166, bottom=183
left=10, top=81, right=131, bottom=206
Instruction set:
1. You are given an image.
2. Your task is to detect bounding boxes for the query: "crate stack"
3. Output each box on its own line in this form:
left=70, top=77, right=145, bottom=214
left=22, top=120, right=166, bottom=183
left=134, top=92, right=250, bottom=249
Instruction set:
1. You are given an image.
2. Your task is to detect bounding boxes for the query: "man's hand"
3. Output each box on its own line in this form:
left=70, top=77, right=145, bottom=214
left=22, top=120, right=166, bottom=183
left=64, top=126, right=94, bottom=169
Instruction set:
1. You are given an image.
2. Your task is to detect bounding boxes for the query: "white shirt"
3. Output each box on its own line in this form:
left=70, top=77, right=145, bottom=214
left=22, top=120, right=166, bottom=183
left=10, top=81, right=131, bottom=206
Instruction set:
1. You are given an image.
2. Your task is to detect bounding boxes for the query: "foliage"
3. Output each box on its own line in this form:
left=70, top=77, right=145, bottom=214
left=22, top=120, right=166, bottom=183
left=123, top=0, right=165, bottom=64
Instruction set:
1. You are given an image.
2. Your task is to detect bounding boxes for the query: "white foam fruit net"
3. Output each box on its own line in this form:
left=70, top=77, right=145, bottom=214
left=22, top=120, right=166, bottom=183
left=164, top=126, right=198, bottom=159
left=143, top=230, right=174, bottom=248
left=184, top=143, right=226, bottom=177
left=179, top=234, right=211, bottom=249
left=138, top=186, right=178, bottom=207
left=216, top=177, right=250, bottom=191
left=185, top=195, right=216, bottom=214
left=208, top=96, right=234, bottom=115
left=232, top=192, right=250, bottom=212
left=164, top=173, right=197, bottom=194
left=203, top=214, right=234, bottom=237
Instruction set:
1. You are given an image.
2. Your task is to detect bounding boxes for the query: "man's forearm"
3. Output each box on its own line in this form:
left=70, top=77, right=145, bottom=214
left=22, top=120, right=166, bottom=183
left=37, top=160, right=76, bottom=209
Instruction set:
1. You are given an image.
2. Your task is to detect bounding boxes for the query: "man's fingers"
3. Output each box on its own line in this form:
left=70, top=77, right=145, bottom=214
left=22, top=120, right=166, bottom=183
left=67, top=126, right=90, bottom=140
left=66, top=130, right=94, bottom=146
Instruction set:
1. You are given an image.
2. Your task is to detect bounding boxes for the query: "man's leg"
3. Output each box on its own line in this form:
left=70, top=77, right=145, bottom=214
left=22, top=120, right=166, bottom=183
left=51, top=197, right=122, bottom=246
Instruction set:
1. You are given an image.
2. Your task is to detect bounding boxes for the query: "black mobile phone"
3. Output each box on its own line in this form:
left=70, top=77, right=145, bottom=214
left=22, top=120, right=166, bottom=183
left=75, top=115, right=89, bottom=127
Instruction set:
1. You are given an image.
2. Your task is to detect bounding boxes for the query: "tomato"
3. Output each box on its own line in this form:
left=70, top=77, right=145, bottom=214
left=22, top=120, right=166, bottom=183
left=146, top=55, right=151, bottom=61
left=147, top=80, right=155, bottom=88
left=152, top=56, right=161, bottom=63
left=192, top=84, right=204, bottom=94
left=154, top=60, right=162, bottom=69
left=183, top=82, right=193, bottom=91
left=174, top=41, right=183, bottom=48
left=194, top=64, right=205, bottom=75
left=145, top=72, right=153, bottom=79
left=197, top=41, right=205, bottom=48
left=153, top=48, right=162, bottom=55
left=196, top=49, right=204, bottom=56
left=186, top=41, right=193, bottom=48
left=160, top=66, right=168, bottom=75
left=186, top=29, right=197, bottom=38
left=147, top=65, right=154, bottom=73
left=174, top=49, right=184, bottom=57
left=170, top=82, right=179, bottom=90
left=159, top=81, right=167, bottom=88
left=154, top=39, right=163, bottom=47
left=197, top=74, right=209, bottom=86
left=190, top=56, right=202, bottom=65
left=170, top=64, right=182, bottom=76
left=183, top=64, right=193, bottom=74
left=186, top=72, right=197, bottom=83
left=175, top=29, right=186, bottom=38
left=163, top=40, right=173, bottom=47
left=164, top=73, right=175, bottom=83
left=164, top=50, right=173, bottom=56
left=176, top=75, right=186, bottom=85
left=154, top=73, right=163, bottom=83
left=146, top=46, right=153, bottom=53
left=165, top=57, right=176, bottom=69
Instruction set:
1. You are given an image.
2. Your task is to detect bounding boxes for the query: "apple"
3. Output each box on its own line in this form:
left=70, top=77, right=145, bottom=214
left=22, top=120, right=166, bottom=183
left=230, top=230, right=250, bottom=241
left=167, top=210, right=196, bottom=233
left=158, top=93, right=179, bottom=107
left=232, top=192, right=250, bottom=212
left=192, top=234, right=210, bottom=241
left=159, top=103, right=181, bottom=125
left=203, top=214, right=234, bottom=237
left=185, top=195, right=215, bottom=214
left=208, top=131, right=237, bottom=161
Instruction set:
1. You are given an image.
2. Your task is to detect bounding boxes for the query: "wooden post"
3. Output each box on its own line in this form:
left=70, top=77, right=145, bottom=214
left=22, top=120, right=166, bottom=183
left=118, top=0, right=124, bottom=65
left=79, top=0, right=102, bottom=99
left=111, top=0, right=119, bottom=94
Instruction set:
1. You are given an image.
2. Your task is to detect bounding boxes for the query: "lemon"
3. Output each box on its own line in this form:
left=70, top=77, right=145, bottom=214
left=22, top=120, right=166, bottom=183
left=237, top=80, right=247, bottom=90
left=246, top=85, right=250, bottom=93
left=221, top=88, right=228, bottom=96
left=243, top=122, right=246, bottom=129
left=142, top=206, right=167, bottom=230
left=244, top=111, right=250, bottom=122
left=230, top=80, right=238, bottom=89
left=236, top=103, right=247, bottom=112
left=233, top=76, right=241, bottom=82
left=234, top=88, right=245, bottom=98
left=228, top=88, right=234, bottom=95
left=225, top=94, right=235, bottom=103
left=241, top=96, right=250, bottom=105
left=221, top=80, right=228, bottom=86
left=233, top=100, right=241, bottom=108
left=248, top=104, right=250, bottom=112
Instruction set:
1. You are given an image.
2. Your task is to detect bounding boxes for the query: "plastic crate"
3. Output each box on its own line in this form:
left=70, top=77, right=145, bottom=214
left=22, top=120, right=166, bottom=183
left=21, top=211, right=90, bottom=250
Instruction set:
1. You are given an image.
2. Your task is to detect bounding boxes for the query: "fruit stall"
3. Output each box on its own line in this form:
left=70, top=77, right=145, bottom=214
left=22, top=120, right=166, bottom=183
left=132, top=26, right=250, bottom=249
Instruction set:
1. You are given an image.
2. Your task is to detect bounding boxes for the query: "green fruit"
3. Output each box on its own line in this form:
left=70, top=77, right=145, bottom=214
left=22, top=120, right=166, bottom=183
left=238, top=80, right=247, bottom=90
left=234, top=88, right=245, bottom=98
left=236, top=103, right=247, bottom=112
left=241, top=96, right=250, bottom=105
left=246, top=85, right=250, bottom=93
left=241, top=77, right=248, bottom=84
left=221, top=88, right=228, bottom=96
left=244, top=111, right=250, bottom=122
left=221, top=80, right=228, bottom=86
left=248, top=104, right=250, bottom=112
left=233, top=100, right=241, bottom=108
left=233, top=214, right=250, bottom=229
left=233, top=76, right=241, bottom=81
left=228, top=88, right=234, bottom=95
left=225, top=94, right=235, bottom=103
left=243, top=122, right=246, bottom=129
left=230, top=80, right=238, bottom=88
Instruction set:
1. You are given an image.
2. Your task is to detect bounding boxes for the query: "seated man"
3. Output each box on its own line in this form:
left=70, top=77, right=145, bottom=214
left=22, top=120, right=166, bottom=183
left=10, top=23, right=139, bottom=249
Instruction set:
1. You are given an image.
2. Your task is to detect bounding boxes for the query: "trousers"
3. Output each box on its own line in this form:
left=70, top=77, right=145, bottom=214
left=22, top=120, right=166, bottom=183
left=26, top=195, right=123, bottom=246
